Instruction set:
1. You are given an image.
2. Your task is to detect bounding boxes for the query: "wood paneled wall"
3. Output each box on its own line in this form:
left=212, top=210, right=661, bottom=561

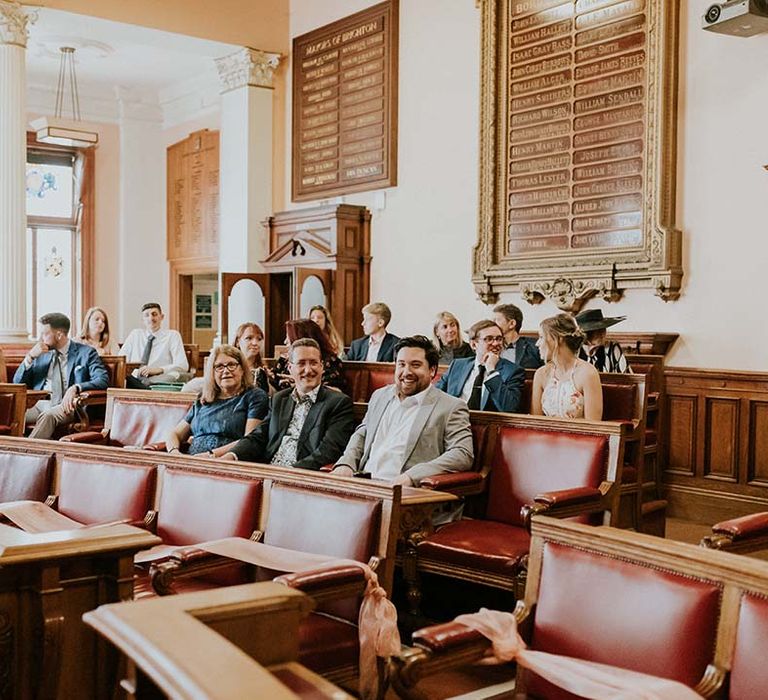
left=663, top=368, right=768, bottom=522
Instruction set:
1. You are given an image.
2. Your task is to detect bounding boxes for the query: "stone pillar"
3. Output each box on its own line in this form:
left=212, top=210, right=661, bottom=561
left=0, top=1, right=33, bottom=341
left=215, top=48, right=280, bottom=274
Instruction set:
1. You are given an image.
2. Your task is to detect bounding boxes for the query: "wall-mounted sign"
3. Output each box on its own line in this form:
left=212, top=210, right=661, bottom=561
left=292, top=0, right=398, bottom=201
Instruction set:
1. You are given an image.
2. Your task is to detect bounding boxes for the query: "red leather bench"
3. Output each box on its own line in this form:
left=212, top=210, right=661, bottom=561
left=0, top=449, right=54, bottom=502
left=393, top=515, right=768, bottom=699
left=61, top=388, right=196, bottom=447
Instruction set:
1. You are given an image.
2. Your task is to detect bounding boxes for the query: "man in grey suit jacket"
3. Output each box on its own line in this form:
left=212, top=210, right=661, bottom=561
left=333, top=335, right=473, bottom=486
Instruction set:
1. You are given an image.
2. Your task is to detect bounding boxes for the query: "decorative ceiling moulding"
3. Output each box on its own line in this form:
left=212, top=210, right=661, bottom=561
left=472, top=0, right=683, bottom=313
left=0, top=0, right=35, bottom=47
left=214, top=47, right=281, bottom=93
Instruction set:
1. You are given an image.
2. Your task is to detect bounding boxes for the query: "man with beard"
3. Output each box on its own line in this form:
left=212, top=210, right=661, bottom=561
left=333, top=335, right=473, bottom=486
left=223, top=339, right=354, bottom=469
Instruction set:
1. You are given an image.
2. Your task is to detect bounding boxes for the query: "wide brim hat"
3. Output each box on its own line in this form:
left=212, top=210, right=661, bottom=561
left=574, top=309, right=626, bottom=331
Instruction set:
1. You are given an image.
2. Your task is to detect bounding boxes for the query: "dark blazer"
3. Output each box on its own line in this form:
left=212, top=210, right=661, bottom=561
left=14, top=340, right=109, bottom=395
left=230, top=385, right=355, bottom=470
left=346, top=332, right=400, bottom=362
left=435, top=356, right=526, bottom=413
left=514, top=335, right=543, bottom=369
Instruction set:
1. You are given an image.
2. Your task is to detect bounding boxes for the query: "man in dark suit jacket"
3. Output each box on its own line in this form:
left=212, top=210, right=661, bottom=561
left=345, top=302, right=400, bottom=362
left=493, top=303, right=543, bottom=369
left=15, top=312, right=109, bottom=439
left=225, top=339, right=354, bottom=469
left=436, top=319, right=526, bottom=413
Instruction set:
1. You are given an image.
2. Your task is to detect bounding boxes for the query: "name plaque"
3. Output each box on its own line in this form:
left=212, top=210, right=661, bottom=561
left=474, top=0, right=682, bottom=309
left=292, top=0, right=398, bottom=201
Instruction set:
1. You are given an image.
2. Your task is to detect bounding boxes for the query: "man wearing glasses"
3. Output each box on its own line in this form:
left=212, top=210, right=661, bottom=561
left=223, top=338, right=355, bottom=469
left=435, top=319, right=526, bottom=414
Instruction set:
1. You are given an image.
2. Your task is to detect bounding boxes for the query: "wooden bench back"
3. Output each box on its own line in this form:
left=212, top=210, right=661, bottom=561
left=0, top=383, right=26, bottom=437
left=520, top=516, right=768, bottom=697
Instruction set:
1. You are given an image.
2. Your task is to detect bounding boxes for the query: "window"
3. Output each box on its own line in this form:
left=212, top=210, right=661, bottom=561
left=25, top=143, right=93, bottom=331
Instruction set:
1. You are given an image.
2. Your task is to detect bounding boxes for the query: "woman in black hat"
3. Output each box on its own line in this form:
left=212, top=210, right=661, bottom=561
left=574, top=309, right=632, bottom=374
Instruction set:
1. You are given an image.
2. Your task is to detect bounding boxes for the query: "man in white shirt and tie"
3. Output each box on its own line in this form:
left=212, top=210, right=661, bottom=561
left=119, top=302, right=189, bottom=389
left=333, top=335, right=473, bottom=486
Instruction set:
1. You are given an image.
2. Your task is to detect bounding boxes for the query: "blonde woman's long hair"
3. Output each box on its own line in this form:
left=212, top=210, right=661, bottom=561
left=201, top=345, right=253, bottom=404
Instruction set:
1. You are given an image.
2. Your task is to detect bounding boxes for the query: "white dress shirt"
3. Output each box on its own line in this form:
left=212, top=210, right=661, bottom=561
left=365, top=334, right=384, bottom=362
left=460, top=363, right=499, bottom=406
left=118, top=328, right=189, bottom=378
left=365, top=386, right=429, bottom=481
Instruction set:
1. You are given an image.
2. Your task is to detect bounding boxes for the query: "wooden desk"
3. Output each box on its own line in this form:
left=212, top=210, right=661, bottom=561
left=0, top=523, right=160, bottom=699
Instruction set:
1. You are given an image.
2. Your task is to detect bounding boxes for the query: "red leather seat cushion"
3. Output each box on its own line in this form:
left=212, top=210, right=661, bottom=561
left=157, top=468, right=262, bottom=545
left=58, top=457, right=156, bottom=525
left=264, top=484, right=380, bottom=562
left=486, top=427, right=607, bottom=527
left=298, top=612, right=359, bottom=674
left=0, top=452, right=53, bottom=502
left=368, top=368, right=392, bottom=396
left=110, top=399, right=193, bottom=447
left=729, top=593, right=768, bottom=700
left=417, top=519, right=530, bottom=575
left=527, top=542, right=720, bottom=699
left=602, top=384, right=637, bottom=421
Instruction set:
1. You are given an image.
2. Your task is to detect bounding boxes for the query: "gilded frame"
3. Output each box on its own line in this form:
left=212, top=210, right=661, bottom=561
left=473, top=0, right=683, bottom=311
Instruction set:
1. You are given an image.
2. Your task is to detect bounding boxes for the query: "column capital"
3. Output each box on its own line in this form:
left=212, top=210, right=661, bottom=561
left=215, top=48, right=281, bottom=93
left=0, top=0, right=34, bottom=48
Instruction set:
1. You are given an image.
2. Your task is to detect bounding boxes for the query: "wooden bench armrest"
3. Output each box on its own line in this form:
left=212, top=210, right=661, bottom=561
left=418, top=471, right=484, bottom=495
left=77, top=389, right=107, bottom=406
left=149, top=547, right=233, bottom=595
left=701, top=512, right=768, bottom=552
left=59, top=430, right=107, bottom=444
left=275, top=565, right=369, bottom=604
left=521, top=485, right=607, bottom=530
left=142, top=441, right=167, bottom=452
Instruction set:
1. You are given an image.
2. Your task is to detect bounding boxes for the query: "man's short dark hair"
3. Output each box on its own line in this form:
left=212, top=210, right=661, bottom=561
left=141, top=302, right=162, bottom=313
left=289, top=337, right=321, bottom=362
left=493, top=303, right=523, bottom=331
left=39, top=312, right=70, bottom=333
left=394, top=335, right=440, bottom=369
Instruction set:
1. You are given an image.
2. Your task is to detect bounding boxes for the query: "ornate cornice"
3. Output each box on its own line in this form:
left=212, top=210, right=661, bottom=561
left=0, top=0, right=34, bottom=48
left=215, top=48, right=281, bottom=93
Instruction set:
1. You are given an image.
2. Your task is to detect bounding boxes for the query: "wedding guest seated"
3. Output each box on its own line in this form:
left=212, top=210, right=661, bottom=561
left=432, top=311, right=474, bottom=365
left=119, top=302, right=189, bottom=389
left=345, top=302, right=400, bottom=362
left=575, top=308, right=633, bottom=374
left=165, top=345, right=269, bottom=457
left=224, top=339, right=354, bottom=469
left=532, top=313, right=602, bottom=420
left=77, top=306, right=117, bottom=356
left=436, top=319, right=526, bottom=413
left=14, top=312, right=108, bottom=439
left=332, top=335, right=473, bottom=486
left=309, top=304, right=345, bottom=357
left=271, top=318, right=347, bottom=393
left=493, top=302, right=543, bottom=369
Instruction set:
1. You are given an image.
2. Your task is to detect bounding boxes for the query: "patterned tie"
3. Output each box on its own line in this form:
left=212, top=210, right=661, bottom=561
left=467, top=365, right=486, bottom=410
left=140, top=334, right=155, bottom=366
left=50, top=351, right=65, bottom=405
left=271, top=395, right=313, bottom=466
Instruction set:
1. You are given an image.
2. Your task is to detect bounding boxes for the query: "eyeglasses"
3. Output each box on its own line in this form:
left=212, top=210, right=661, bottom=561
left=478, top=335, right=504, bottom=343
left=213, top=362, right=241, bottom=373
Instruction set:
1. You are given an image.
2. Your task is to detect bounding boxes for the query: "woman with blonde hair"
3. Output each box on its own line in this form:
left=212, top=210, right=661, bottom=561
left=532, top=313, right=602, bottom=420
left=78, top=306, right=117, bottom=356
left=432, top=311, right=474, bottom=365
left=165, top=345, right=268, bottom=457
left=309, top=305, right=345, bottom=356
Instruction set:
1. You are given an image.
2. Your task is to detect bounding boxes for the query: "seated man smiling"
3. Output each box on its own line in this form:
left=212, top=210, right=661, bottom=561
left=333, top=335, right=473, bottom=486
left=223, top=339, right=355, bottom=469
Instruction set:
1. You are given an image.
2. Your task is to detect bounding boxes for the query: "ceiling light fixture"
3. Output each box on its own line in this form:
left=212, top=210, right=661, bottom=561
left=30, top=46, right=99, bottom=148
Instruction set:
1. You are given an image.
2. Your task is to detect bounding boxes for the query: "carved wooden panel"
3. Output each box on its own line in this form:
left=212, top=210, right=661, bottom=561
left=666, top=394, right=695, bottom=476
left=474, top=0, right=682, bottom=310
left=292, top=0, right=398, bottom=201
left=748, top=400, right=768, bottom=485
left=704, top=397, right=739, bottom=482
left=167, top=129, right=219, bottom=262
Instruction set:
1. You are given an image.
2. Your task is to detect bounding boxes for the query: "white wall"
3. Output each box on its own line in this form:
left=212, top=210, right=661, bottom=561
left=286, top=0, right=768, bottom=371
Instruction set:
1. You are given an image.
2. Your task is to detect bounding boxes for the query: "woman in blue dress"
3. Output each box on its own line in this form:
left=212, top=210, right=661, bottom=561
left=165, top=345, right=269, bottom=457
